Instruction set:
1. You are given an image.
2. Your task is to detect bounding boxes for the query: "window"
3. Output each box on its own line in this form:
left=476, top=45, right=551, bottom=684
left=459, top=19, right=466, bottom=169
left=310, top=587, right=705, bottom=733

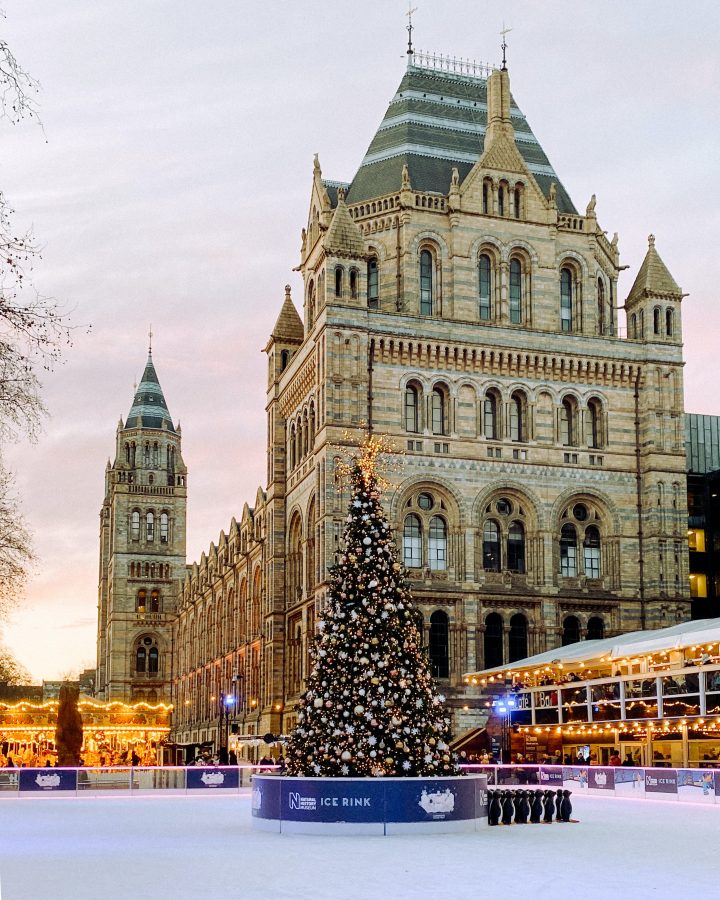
left=482, top=179, right=490, bottom=215
left=639, top=309, right=644, bottom=337
left=367, top=258, right=378, bottom=308
left=484, top=613, right=503, bottom=668
left=148, top=647, right=159, bottom=674
left=560, top=523, right=578, bottom=576
left=560, top=267, right=573, bottom=332
left=149, top=590, right=160, bottom=613
left=509, top=614, right=528, bottom=663
left=583, top=526, right=601, bottom=578
left=510, top=392, right=525, bottom=442
left=597, top=279, right=605, bottom=334
left=146, top=512, right=154, bottom=542
left=307, top=280, right=316, bottom=328
left=562, top=616, right=581, bottom=646
left=509, top=258, right=522, bottom=324
left=131, top=511, right=140, bottom=541
left=585, top=399, right=602, bottom=448
left=143, top=443, right=150, bottom=467
left=498, top=183, right=505, bottom=217
left=404, top=385, right=419, bottom=433
left=630, top=313, right=637, bottom=340
left=335, top=267, right=343, bottom=298
left=560, top=397, right=577, bottom=446
left=160, top=512, right=169, bottom=543
left=483, top=391, right=498, bottom=440
left=136, top=647, right=146, bottom=673
left=666, top=308, right=674, bottom=337
left=478, top=254, right=492, bottom=320
left=483, top=520, right=500, bottom=571
left=403, top=515, right=422, bottom=568
left=136, top=590, right=147, bottom=612
left=586, top=617, right=604, bottom=640
left=429, top=610, right=449, bottom=678
left=418, top=492, right=433, bottom=511
left=349, top=269, right=358, bottom=299
left=514, top=186, right=522, bottom=219
left=420, top=249, right=433, bottom=315
left=653, top=307, right=661, bottom=335
left=431, top=387, right=447, bottom=436
left=428, top=516, right=447, bottom=571
left=507, top=521, right=525, bottom=573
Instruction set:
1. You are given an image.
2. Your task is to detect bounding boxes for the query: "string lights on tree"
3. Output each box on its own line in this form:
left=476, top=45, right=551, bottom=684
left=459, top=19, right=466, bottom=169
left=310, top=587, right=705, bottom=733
left=285, top=435, right=456, bottom=778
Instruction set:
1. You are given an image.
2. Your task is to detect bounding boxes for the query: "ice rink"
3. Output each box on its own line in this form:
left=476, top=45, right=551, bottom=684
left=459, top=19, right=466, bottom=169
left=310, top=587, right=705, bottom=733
left=0, top=792, right=715, bottom=899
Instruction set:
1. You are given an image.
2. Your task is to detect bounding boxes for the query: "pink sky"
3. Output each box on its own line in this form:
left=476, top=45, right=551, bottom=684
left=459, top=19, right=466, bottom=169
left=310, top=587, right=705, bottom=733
left=2, top=0, right=719, bottom=681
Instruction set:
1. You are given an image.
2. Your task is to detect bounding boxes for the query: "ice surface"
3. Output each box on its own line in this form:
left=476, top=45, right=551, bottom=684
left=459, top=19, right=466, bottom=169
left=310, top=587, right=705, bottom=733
left=0, top=792, right=716, bottom=899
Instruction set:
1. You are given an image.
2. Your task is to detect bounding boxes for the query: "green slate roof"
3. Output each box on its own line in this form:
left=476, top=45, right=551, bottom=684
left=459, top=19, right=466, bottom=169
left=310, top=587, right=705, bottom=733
left=125, top=352, right=175, bottom=432
left=345, top=65, right=577, bottom=214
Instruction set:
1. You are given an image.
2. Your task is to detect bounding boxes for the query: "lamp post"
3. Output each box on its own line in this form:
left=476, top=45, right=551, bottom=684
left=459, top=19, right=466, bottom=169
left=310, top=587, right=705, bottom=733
left=492, top=696, right=516, bottom=763
left=218, top=692, right=235, bottom=757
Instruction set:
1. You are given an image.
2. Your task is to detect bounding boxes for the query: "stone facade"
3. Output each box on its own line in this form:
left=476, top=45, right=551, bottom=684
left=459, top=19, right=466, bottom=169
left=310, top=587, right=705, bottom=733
left=95, top=351, right=188, bottom=702
left=117, top=59, right=691, bottom=746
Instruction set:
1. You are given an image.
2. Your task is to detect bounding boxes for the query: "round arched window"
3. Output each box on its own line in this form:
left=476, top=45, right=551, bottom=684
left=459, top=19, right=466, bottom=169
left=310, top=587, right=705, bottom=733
left=573, top=503, right=588, bottom=521
left=418, top=492, right=434, bottom=511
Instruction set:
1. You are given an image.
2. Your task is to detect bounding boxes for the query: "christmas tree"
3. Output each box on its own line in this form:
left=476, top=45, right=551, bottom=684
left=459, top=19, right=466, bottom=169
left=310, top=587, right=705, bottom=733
left=285, top=437, right=456, bottom=778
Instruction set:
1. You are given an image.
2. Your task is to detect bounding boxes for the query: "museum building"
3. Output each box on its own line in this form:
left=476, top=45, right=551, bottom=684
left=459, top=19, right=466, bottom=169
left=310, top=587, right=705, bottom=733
left=95, top=51, right=694, bottom=750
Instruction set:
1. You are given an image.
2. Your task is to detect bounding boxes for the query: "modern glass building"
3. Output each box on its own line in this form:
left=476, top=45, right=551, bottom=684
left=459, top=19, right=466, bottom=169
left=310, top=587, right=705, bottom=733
left=686, top=414, right=720, bottom=617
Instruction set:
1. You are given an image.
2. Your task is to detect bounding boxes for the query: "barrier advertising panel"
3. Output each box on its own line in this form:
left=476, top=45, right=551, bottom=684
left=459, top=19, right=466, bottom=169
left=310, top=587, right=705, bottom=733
left=588, top=767, right=615, bottom=791
left=644, top=768, right=678, bottom=798
left=186, top=767, right=239, bottom=790
left=19, top=768, right=77, bottom=792
left=613, top=768, right=645, bottom=797
left=538, top=766, right=563, bottom=786
left=677, top=769, right=715, bottom=803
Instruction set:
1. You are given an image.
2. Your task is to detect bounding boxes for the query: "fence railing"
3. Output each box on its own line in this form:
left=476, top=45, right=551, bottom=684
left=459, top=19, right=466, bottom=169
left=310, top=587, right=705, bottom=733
left=2, top=763, right=719, bottom=805
left=462, top=764, right=720, bottom=804
left=0, top=765, right=277, bottom=797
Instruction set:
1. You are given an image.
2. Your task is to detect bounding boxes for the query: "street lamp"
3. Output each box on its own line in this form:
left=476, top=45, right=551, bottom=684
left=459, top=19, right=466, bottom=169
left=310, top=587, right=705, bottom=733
left=219, top=692, right=235, bottom=758
left=492, top=696, right=516, bottom=763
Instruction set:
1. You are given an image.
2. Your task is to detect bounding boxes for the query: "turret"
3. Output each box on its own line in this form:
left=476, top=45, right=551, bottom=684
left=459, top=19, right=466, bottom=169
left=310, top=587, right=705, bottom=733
left=625, top=234, right=685, bottom=343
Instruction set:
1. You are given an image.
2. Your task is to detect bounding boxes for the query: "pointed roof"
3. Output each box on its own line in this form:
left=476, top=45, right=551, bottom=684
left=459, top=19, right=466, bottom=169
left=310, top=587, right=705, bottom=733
left=268, top=285, right=304, bottom=346
left=323, top=188, right=366, bottom=257
left=345, top=63, right=576, bottom=213
left=626, top=234, right=683, bottom=306
left=125, top=350, right=175, bottom=431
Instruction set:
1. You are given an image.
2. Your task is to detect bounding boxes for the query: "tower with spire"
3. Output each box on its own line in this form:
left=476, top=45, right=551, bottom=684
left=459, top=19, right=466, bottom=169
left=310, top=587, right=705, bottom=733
left=95, top=345, right=187, bottom=702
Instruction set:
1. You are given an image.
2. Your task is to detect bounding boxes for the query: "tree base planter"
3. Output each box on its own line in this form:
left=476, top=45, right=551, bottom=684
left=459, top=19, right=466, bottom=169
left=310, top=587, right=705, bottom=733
left=251, top=774, right=488, bottom=835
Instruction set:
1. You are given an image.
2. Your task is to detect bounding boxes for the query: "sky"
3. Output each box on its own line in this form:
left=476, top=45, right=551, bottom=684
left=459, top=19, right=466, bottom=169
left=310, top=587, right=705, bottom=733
left=1, top=0, right=719, bottom=681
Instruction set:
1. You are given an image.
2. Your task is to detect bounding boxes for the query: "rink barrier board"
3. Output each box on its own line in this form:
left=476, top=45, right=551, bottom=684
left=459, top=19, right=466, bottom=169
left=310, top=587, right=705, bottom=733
left=466, top=764, right=720, bottom=804
left=0, top=765, right=270, bottom=796
left=0, top=764, right=719, bottom=804
left=251, top=773, right=489, bottom=835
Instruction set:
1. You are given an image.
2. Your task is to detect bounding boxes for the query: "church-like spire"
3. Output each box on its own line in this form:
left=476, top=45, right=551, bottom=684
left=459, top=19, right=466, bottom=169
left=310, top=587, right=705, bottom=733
left=268, top=284, right=304, bottom=346
left=626, top=234, right=683, bottom=306
left=125, top=349, right=175, bottom=432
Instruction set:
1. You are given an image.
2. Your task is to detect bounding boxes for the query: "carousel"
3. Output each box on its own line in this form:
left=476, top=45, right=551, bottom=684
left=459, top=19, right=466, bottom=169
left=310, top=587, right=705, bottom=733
left=0, top=697, right=172, bottom=767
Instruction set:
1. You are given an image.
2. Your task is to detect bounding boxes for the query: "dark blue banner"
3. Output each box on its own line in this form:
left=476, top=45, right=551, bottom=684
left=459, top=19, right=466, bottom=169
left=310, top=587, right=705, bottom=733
left=538, top=766, right=563, bottom=786
left=252, top=775, right=487, bottom=825
left=186, top=767, right=239, bottom=790
left=384, top=777, right=479, bottom=823
left=19, top=768, right=77, bottom=792
left=644, top=768, right=677, bottom=794
left=252, top=775, right=282, bottom=818
left=280, top=778, right=386, bottom=823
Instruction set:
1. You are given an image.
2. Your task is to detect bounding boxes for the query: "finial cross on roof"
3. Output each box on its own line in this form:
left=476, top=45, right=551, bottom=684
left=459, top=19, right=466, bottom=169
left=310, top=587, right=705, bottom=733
left=500, top=22, right=512, bottom=70
left=148, top=324, right=153, bottom=355
left=406, top=3, right=418, bottom=57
